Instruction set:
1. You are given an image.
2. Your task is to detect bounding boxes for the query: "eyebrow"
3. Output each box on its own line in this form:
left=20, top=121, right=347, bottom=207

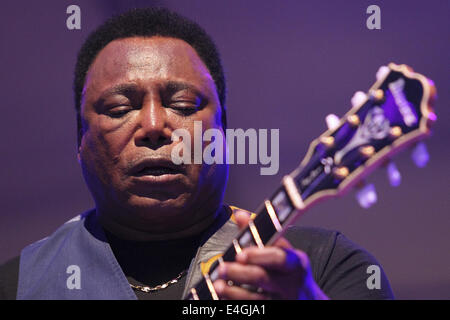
left=164, top=81, right=206, bottom=98
left=97, top=81, right=206, bottom=100
left=97, top=83, right=140, bottom=100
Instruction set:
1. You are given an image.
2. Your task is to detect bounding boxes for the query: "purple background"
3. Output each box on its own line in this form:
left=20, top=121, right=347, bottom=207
left=1, top=0, right=449, bottom=299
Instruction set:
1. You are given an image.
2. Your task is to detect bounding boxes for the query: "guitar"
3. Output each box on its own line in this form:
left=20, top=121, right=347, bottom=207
left=185, top=63, right=437, bottom=300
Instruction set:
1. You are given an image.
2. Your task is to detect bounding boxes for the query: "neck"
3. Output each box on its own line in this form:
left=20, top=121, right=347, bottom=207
left=96, top=204, right=225, bottom=242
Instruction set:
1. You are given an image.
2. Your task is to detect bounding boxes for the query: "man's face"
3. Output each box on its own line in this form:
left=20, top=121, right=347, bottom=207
left=78, top=37, right=227, bottom=235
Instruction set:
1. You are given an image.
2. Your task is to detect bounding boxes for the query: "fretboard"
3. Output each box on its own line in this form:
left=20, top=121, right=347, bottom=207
left=184, top=175, right=305, bottom=300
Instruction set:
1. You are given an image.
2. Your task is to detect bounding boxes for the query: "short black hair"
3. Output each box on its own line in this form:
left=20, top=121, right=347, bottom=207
left=74, top=7, right=227, bottom=147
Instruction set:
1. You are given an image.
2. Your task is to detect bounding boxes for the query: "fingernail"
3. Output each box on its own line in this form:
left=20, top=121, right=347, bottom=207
left=235, top=210, right=250, bottom=219
left=214, top=280, right=224, bottom=294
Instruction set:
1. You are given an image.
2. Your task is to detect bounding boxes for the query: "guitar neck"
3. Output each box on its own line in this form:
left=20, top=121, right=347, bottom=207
left=185, top=174, right=306, bottom=300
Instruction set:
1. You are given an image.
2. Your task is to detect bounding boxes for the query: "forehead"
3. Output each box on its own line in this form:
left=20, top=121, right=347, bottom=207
left=83, top=36, right=215, bottom=98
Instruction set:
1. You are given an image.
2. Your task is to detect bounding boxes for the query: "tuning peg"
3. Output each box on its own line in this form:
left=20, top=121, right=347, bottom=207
left=389, top=126, right=402, bottom=139
left=319, top=136, right=335, bottom=148
left=346, top=114, right=360, bottom=127
left=325, top=114, right=340, bottom=130
left=359, top=145, right=375, bottom=159
left=333, top=166, right=349, bottom=180
left=370, top=89, right=384, bottom=102
left=386, top=162, right=401, bottom=187
left=356, top=183, right=377, bottom=209
left=351, top=91, right=367, bottom=107
left=411, top=142, right=429, bottom=168
left=376, top=65, right=390, bottom=81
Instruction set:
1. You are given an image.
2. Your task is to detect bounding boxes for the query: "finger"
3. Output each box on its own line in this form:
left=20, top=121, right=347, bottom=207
left=234, top=236, right=294, bottom=267
left=214, top=279, right=271, bottom=300
left=218, top=262, right=277, bottom=293
left=233, top=209, right=252, bottom=230
left=271, top=237, right=310, bottom=272
left=237, top=246, right=308, bottom=274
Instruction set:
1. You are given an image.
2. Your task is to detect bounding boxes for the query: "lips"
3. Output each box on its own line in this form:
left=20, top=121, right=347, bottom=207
left=129, top=157, right=186, bottom=177
left=136, top=166, right=180, bottom=176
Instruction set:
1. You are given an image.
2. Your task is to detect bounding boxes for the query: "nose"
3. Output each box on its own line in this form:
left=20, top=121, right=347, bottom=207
left=134, top=96, right=172, bottom=149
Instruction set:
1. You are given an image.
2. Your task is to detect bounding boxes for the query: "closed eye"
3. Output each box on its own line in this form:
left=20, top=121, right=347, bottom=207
left=171, top=107, right=198, bottom=116
left=167, top=100, right=202, bottom=116
left=161, top=81, right=208, bottom=115
left=107, top=105, right=134, bottom=118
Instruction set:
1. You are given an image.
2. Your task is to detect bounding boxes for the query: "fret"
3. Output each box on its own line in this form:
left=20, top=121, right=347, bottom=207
left=264, top=199, right=282, bottom=232
left=282, top=175, right=305, bottom=211
left=188, top=278, right=212, bottom=300
left=206, top=257, right=224, bottom=284
left=252, top=205, right=277, bottom=244
left=203, top=273, right=219, bottom=300
left=232, top=239, right=242, bottom=254
left=248, top=219, right=264, bottom=249
left=190, top=288, right=199, bottom=300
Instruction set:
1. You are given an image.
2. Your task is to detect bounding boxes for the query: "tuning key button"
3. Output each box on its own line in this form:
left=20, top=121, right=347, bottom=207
left=351, top=91, right=367, bottom=108
left=376, top=65, right=390, bottom=81
left=359, top=145, right=375, bottom=158
left=346, top=114, right=360, bottom=127
left=325, top=114, right=340, bottom=130
left=389, top=126, right=402, bottom=139
left=319, top=136, right=335, bottom=148
left=411, top=142, right=430, bottom=168
left=387, top=162, right=401, bottom=187
left=333, top=166, right=349, bottom=179
left=356, top=184, right=377, bottom=209
left=371, top=89, right=384, bottom=102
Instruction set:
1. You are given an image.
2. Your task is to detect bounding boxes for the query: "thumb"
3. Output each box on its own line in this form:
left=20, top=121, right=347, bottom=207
left=233, top=209, right=252, bottom=230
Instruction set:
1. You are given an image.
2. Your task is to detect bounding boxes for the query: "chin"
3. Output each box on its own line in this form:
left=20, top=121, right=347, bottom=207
left=125, top=193, right=190, bottom=219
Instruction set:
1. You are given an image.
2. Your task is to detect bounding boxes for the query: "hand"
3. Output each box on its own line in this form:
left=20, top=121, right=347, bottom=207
left=213, top=210, right=329, bottom=300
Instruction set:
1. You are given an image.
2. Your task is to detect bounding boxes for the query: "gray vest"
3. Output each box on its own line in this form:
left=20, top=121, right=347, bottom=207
left=17, top=209, right=240, bottom=299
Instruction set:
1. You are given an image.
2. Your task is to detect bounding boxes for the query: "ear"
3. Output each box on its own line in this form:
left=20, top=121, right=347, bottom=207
left=77, top=146, right=81, bottom=164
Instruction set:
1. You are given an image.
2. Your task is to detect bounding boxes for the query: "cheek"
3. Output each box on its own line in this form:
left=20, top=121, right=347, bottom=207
left=86, top=112, right=137, bottom=160
left=192, top=128, right=228, bottom=188
left=79, top=129, right=123, bottom=187
left=96, top=116, right=134, bottom=154
left=203, top=107, right=223, bottom=129
left=195, top=162, right=228, bottom=206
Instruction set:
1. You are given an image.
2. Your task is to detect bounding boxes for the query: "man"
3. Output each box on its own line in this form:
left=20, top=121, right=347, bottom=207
left=0, top=7, right=393, bottom=300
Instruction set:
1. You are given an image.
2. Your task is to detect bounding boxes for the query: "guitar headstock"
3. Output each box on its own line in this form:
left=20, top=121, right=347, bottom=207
left=291, top=63, right=437, bottom=209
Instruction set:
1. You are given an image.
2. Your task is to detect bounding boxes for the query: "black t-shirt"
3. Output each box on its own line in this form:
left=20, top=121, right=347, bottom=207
left=0, top=225, right=394, bottom=300
left=104, top=228, right=202, bottom=300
